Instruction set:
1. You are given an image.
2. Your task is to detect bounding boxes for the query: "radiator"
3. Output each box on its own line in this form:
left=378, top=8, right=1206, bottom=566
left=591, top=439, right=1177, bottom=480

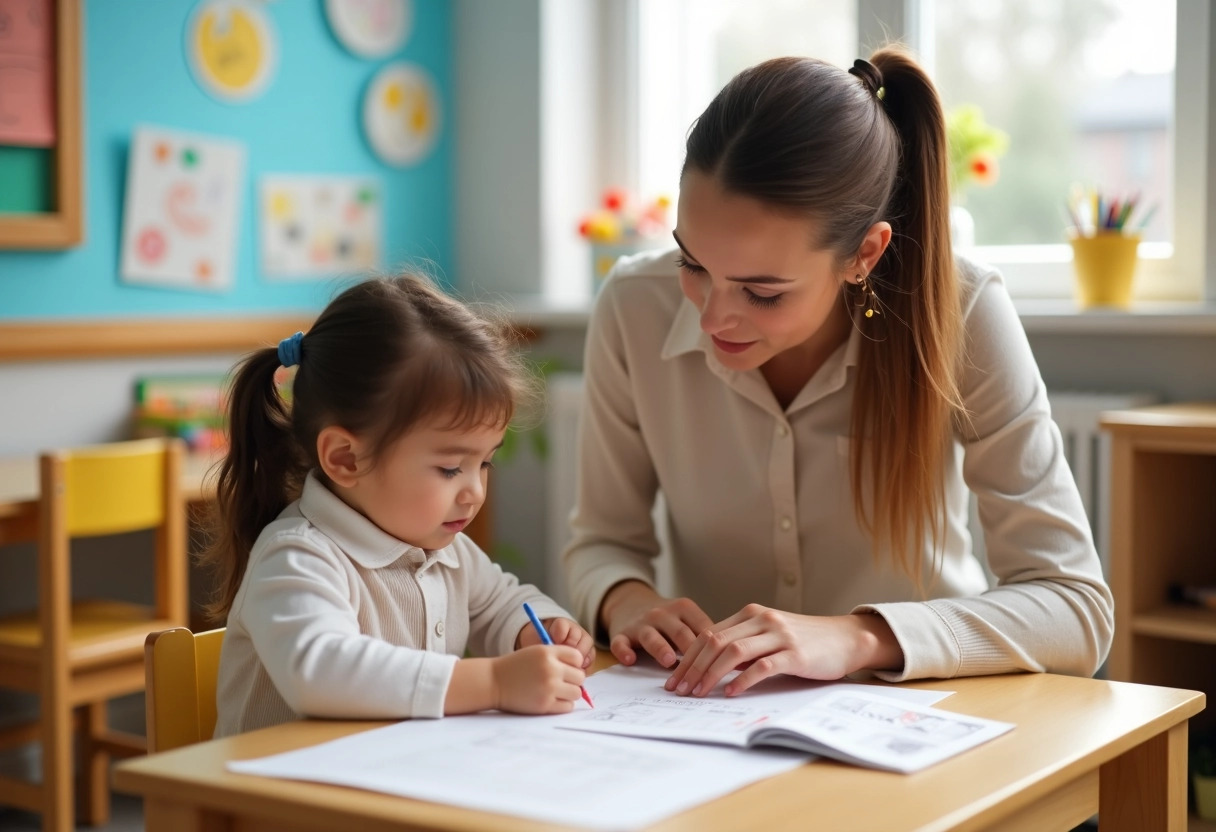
left=1043, top=390, right=1159, bottom=573
left=546, top=373, right=1156, bottom=601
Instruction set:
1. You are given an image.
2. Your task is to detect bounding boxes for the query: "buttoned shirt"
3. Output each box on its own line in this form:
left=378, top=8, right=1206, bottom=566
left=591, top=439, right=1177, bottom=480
left=214, top=472, right=569, bottom=737
left=564, top=247, right=1113, bottom=681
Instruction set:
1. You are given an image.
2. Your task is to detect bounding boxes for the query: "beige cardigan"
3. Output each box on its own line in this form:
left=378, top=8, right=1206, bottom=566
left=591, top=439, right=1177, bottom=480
left=563, top=247, right=1113, bottom=681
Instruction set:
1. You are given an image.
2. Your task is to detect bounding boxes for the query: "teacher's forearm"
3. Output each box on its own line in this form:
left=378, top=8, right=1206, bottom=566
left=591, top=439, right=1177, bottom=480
left=849, top=612, right=905, bottom=673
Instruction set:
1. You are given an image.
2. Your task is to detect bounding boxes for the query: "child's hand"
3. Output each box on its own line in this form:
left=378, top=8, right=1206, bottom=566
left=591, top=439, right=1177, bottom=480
left=516, top=617, right=595, bottom=668
left=492, top=644, right=586, bottom=714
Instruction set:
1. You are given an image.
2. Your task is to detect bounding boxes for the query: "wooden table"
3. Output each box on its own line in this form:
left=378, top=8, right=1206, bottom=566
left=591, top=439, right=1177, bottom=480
left=113, top=660, right=1204, bottom=832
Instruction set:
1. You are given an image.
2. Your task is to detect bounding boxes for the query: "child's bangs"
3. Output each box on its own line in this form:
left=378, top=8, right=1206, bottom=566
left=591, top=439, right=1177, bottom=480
left=387, top=347, right=516, bottom=439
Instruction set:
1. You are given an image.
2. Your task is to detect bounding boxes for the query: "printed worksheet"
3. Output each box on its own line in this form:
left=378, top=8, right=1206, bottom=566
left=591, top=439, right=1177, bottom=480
left=563, top=674, right=1013, bottom=773
left=229, top=712, right=810, bottom=831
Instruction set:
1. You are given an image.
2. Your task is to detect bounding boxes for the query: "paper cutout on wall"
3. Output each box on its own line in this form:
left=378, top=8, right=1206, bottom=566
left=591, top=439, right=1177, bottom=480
left=325, top=0, right=411, bottom=58
left=186, top=0, right=276, bottom=103
left=0, top=0, right=56, bottom=145
left=362, top=62, right=439, bottom=166
left=259, top=175, right=381, bottom=278
left=120, top=126, right=245, bottom=292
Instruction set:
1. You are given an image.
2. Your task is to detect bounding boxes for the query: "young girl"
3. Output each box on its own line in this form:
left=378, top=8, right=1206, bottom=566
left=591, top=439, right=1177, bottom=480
left=204, top=274, right=593, bottom=738
left=565, top=47, right=1113, bottom=696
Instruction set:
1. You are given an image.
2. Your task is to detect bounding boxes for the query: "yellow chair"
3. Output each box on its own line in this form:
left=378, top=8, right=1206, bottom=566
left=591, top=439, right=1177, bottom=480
left=0, top=438, right=188, bottom=832
left=143, top=626, right=224, bottom=753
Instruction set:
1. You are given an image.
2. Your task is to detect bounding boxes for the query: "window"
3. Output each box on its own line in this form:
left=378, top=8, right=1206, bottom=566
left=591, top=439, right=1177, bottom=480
left=932, top=0, right=1174, bottom=247
left=624, top=0, right=1210, bottom=301
left=636, top=0, right=857, bottom=209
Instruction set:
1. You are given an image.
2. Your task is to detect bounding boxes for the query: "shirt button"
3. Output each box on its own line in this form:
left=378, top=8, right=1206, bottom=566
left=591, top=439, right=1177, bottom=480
left=782, top=574, right=797, bottom=587
left=780, top=517, right=792, bottom=531
left=435, top=620, right=445, bottom=637
left=777, top=424, right=789, bottom=437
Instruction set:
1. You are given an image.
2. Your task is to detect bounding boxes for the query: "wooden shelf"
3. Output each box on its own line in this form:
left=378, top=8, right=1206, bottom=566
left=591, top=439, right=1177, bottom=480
left=1133, top=605, right=1216, bottom=644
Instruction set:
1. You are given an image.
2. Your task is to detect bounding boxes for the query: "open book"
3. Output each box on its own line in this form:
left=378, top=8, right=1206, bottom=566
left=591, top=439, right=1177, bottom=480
left=558, top=684, right=1014, bottom=774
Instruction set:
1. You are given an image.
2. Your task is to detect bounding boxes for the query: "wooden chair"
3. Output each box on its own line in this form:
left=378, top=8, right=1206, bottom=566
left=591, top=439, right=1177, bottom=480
left=143, top=627, right=224, bottom=754
left=0, top=438, right=188, bottom=832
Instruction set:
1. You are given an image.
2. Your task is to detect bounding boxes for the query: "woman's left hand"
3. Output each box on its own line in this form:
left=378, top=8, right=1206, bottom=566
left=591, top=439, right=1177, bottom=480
left=664, top=605, right=903, bottom=697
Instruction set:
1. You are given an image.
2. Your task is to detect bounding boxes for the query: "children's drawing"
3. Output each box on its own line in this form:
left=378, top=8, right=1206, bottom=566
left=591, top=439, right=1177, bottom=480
left=325, top=0, right=411, bottom=58
left=120, top=126, right=245, bottom=292
left=259, top=175, right=381, bottom=278
left=362, top=62, right=439, bottom=166
left=185, top=0, right=276, bottom=103
left=0, top=0, right=55, bottom=145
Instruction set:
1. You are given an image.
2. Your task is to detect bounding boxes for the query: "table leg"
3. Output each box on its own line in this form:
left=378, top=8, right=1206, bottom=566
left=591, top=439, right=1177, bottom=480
left=144, top=798, right=231, bottom=832
left=1099, top=721, right=1189, bottom=832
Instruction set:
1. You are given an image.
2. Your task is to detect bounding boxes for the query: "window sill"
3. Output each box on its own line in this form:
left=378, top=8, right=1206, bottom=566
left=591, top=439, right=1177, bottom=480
left=495, top=295, right=1216, bottom=336
left=1014, top=300, right=1216, bottom=335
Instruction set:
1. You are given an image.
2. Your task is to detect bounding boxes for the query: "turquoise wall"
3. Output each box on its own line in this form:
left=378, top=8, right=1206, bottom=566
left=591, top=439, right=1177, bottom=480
left=0, top=0, right=453, bottom=320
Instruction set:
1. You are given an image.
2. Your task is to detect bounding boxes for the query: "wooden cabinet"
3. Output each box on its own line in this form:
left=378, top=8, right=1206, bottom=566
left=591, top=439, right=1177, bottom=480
left=1102, top=404, right=1216, bottom=831
left=1101, top=403, right=1216, bottom=721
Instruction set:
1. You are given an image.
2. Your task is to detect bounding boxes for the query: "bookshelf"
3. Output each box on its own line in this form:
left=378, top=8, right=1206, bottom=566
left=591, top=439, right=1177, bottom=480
left=1100, top=403, right=1216, bottom=832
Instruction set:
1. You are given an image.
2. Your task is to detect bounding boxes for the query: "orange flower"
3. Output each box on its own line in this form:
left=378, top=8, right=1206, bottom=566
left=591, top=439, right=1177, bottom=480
left=969, top=152, right=999, bottom=186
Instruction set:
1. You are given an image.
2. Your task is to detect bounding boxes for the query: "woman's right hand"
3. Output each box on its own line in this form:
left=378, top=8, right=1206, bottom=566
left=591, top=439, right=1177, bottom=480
left=600, top=581, right=714, bottom=667
left=491, top=645, right=586, bottom=714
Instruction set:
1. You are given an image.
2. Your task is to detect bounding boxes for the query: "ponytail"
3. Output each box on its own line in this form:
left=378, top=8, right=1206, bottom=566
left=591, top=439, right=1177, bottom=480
left=853, top=45, right=965, bottom=582
left=198, top=347, right=307, bottom=622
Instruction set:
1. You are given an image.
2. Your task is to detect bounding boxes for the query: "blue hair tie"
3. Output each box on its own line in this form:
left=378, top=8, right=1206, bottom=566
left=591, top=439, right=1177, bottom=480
left=278, top=331, right=304, bottom=367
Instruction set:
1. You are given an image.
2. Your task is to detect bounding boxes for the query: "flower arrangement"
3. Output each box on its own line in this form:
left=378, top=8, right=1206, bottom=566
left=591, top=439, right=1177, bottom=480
left=578, top=188, right=672, bottom=244
left=945, top=105, right=1009, bottom=202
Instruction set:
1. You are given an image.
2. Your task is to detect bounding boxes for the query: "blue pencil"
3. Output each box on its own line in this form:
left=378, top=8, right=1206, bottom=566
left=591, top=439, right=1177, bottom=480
left=522, top=602, right=594, bottom=708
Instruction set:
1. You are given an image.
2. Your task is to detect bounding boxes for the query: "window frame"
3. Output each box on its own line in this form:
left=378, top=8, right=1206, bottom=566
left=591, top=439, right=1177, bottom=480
left=615, top=0, right=1214, bottom=302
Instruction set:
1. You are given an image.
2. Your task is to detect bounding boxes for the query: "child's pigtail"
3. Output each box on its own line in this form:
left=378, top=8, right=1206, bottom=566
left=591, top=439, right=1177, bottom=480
left=199, top=346, right=307, bottom=622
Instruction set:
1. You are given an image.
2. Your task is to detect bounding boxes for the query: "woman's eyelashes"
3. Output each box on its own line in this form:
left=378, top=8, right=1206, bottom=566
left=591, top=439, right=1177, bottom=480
left=744, top=289, right=783, bottom=308
left=674, top=255, right=703, bottom=273
left=677, top=256, right=784, bottom=308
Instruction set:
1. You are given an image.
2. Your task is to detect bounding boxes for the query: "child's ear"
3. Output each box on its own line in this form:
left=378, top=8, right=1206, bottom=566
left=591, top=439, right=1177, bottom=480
left=316, top=426, right=363, bottom=487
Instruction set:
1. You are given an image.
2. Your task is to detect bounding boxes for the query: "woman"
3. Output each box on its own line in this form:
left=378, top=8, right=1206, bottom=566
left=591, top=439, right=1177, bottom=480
left=563, top=47, right=1112, bottom=698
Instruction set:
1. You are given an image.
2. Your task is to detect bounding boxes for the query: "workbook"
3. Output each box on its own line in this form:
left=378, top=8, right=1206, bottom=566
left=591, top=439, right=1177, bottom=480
left=559, top=683, right=1014, bottom=774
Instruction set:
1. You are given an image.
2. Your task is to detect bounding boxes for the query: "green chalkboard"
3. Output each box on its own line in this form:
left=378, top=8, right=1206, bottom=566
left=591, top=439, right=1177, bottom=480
left=0, top=146, right=53, bottom=213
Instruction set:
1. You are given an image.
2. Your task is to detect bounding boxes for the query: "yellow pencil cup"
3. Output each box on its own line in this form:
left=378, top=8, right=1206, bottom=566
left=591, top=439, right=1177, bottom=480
left=1069, top=232, right=1140, bottom=310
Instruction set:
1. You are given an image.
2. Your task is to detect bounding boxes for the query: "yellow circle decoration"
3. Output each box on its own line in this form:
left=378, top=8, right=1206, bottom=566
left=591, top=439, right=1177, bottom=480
left=362, top=63, right=440, bottom=166
left=186, top=0, right=277, bottom=103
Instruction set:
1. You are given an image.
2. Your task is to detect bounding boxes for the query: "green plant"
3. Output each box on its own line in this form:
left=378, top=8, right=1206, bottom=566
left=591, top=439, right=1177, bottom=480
left=496, top=356, right=564, bottom=465
left=487, top=355, right=566, bottom=572
left=945, top=105, right=1010, bottom=202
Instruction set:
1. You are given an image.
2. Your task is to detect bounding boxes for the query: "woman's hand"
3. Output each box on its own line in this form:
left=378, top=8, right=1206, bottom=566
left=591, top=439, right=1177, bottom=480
left=516, top=617, right=595, bottom=668
left=600, top=581, right=715, bottom=667
left=664, top=605, right=904, bottom=697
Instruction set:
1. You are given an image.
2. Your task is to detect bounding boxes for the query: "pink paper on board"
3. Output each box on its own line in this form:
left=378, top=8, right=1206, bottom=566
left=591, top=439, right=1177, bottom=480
left=0, top=0, right=56, bottom=147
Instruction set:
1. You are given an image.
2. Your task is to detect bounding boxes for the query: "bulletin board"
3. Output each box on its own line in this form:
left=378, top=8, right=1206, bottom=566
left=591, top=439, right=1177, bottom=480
left=0, top=0, right=83, bottom=248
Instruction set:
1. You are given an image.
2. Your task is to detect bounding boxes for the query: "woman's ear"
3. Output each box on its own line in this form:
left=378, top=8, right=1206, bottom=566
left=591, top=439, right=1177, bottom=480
left=854, top=221, right=893, bottom=275
left=316, top=426, right=363, bottom=487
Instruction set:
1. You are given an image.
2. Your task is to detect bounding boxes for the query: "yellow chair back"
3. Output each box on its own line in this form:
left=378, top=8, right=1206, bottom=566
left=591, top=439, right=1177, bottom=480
left=59, top=438, right=169, bottom=536
left=144, top=627, right=225, bottom=753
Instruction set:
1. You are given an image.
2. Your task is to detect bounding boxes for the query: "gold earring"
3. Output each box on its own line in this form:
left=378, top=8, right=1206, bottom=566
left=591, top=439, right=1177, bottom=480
left=855, top=274, right=880, bottom=318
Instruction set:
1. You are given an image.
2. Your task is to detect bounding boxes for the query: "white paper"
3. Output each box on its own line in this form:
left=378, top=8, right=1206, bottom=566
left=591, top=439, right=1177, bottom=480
left=567, top=665, right=1012, bottom=774
left=228, top=712, right=809, bottom=831
left=120, top=126, right=244, bottom=292
left=259, top=175, right=382, bottom=278
left=225, top=663, right=977, bottom=829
